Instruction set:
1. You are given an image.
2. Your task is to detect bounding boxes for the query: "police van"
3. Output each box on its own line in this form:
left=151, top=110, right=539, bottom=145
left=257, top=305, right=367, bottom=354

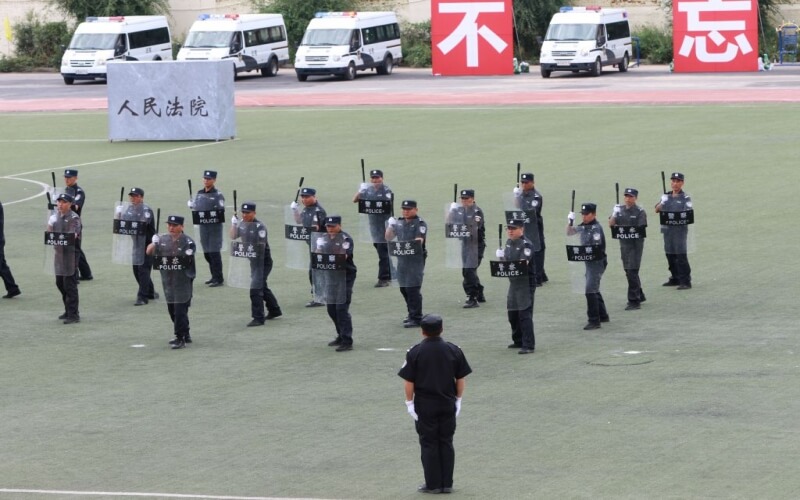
left=60, top=16, right=172, bottom=85
left=177, top=13, right=289, bottom=79
left=539, top=6, right=631, bottom=78
left=294, top=11, right=402, bottom=81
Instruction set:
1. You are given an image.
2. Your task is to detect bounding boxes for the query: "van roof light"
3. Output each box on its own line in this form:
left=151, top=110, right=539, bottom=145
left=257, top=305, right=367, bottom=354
left=559, top=6, right=573, bottom=12
left=198, top=13, right=210, bottom=20
left=85, top=16, right=125, bottom=22
left=586, top=5, right=602, bottom=11
left=224, top=13, right=239, bottom=20
left=315, top=11, right=358, bottom=18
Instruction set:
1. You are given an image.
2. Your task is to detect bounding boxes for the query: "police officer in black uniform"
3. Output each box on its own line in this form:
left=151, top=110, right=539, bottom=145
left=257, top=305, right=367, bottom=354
left=567, top=203, right=609, bottom=330
left=514, top=172, right=546, bottom=285
left=147, top=215, right=196, bottom=349
left=496, top=218, right=536, bottom=354
left=291, top=187, right=327, bottom=307
left=230, top=202, right=282, bottom=327
left=398, top=314, right=472, bottom=494
left=63, top=169, right=93, bottom=281
left=49, top=193, right=82, bottom=324
left=609, top=188, right=647, bottom=310
left=353, top=169, right=393, bottom=287
left=386, top=200, right=428, bottom=328
left=447, top=189, right=486, bottom=308
left=190, top=170, right=225, bottom=287
left=126, top=188, right=157, bottom=306
left=0, top=199, right=21, bottom=299
left=316, top=215, right=357, bottom=351
left=655, top=172, right=693, bottom=289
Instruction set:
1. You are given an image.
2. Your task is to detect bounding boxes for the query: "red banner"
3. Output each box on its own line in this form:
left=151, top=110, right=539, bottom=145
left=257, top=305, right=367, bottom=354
left=673, top=0, right=758, bottom=72
left=431, top=0, right=514, bottom=76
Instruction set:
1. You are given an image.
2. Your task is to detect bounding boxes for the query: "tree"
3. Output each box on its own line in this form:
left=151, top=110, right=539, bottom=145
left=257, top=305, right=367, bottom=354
left=47, top=0, right=170, bottom=22
left=512, top=0, right=565, bottom=61
left=252, top=0, right=360, bottom=51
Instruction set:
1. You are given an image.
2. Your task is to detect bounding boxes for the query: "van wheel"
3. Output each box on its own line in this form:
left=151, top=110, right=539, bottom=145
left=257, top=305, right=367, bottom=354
left=591, top=58, right=602, bottom=77
left=618, top=53, right=629, bottom=72
left=262, top=57, right=278, bottom=77
left=376, top=55, right=393, bottom=75
left=540, top=66, right=551, bottom=78
left=63, top=76, right=75, bottom=85
left=344, top=62, right=356, bottom=80
left=297, top=73, right=308, bottom=82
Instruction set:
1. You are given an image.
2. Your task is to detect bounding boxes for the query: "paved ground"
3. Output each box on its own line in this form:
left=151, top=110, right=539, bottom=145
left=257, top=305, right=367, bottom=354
left=2, top=64, right=800, bottom=112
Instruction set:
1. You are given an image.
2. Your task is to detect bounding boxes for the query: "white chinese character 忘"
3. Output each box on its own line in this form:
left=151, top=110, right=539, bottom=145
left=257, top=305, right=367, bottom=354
left=677, top=0, right=753, bottom=62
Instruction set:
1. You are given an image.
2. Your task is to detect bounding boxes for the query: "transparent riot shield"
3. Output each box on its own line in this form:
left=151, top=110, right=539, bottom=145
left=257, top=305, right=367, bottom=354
left=190, top=191, right=227, bottom=253
left=388, top=221, right=425, bottom=288
left=444, top=203, right=482, bottom=270
left=284, top=205, right=311, bottom=270
left=565, top=230, right=605, bottom=294
left=490, top=242, right=533, bottom=310
left=152, top=234, right=194, bottom=304
left=112, top=201, right=149, bottom=265
left=310, top=232, right=347, bottom=304
left=503, top=191, right=541, bottom=251
left=356, top=185, right=392, bottom=244
left=227, top=221, right=266, bottom=289
left=660, top=205, right=696, bottom=254
left=43, top=229, right=77, bottom=276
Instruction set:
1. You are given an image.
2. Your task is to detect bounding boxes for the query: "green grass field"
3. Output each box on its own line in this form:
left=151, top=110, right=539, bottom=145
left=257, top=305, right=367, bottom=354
left=0, top=104, right=798, bottom=499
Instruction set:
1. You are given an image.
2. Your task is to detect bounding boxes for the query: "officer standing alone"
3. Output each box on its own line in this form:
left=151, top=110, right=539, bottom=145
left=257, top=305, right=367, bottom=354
left=655, top=172, right=693, bottom=290
left=495, top=219, right=536, bottom=354
left=63, top=169, right=93, bottom=281
left=189, top=170, right=225, bottom=287
left=609, top=188, right=647, bottom=310
left=447, top=189, right=486, bottom=308
left=567, top=203, right=609, bottom=330
left=398, top=314, right=472, bottom=494
left=48, top=193, right=81, bottom=324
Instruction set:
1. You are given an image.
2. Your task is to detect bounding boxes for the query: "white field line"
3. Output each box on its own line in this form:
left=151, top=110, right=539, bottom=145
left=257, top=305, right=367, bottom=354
left=0, top=488, right=337, bottom=500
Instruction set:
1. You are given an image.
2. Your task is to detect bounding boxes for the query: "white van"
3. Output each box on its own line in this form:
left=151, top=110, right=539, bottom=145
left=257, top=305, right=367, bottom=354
left=294, top=11, right=402, bottom=81
left=539, top=6, right=631, bottom=78
left=60, top=16, right=172, bottom=85
left=177, top=13, right=289, bottom=79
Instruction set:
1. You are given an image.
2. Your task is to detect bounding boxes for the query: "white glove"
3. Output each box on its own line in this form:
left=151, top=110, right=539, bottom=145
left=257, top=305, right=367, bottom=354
left=405, top=400, right=418, bottom=421
left=290, top=201, right=298, bottom=210
left=495, top=248, right=504, bottom=259
left=613, top=204, right=622, bottom=215
left=48, top=214, right=57, bottom=225
left=387, top=216, right=397, bottom=227
left=151, top=235, right=160, bottom=245
left=449, top=202, right=458, bottom=211
left=359, top=182, right=369, bottom=191
left=455, top=397, right=462, bottom=417
left=660, top=194, right=669, bottom=204
left=513, top=187, right=521, bottom=195
left=567, top=211, right=575, bottom=223
left=115, top=206, right=123, bottom=216
left=187, top=199, right=194, bottom=209
left=231, top=215, right=239, bottom=225
left=386, top=192, right=392, bottom=200
left=316, top=237, right=326, bottom=248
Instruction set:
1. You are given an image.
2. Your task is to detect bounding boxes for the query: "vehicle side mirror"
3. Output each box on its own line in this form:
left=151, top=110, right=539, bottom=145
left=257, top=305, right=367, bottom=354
left=597, top=36, right=606, bottom=47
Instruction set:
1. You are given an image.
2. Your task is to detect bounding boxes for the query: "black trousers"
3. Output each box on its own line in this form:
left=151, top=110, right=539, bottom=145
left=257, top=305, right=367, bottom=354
left=167, top=301, right=191, bottom=340
left=666, top=253, right=691, bottom=286
left=203, top=251, right=224, bottom=283
left=401, top=286, right=423, bottom=323
left=56, top=274, right=79, bottom=318
left=508, top=303, right=535, bottom=349
left=77, top=246, right=92, bottom=278
left=586, top=293, right=608, bottom=325
left=133, top=253, right=155, bottom=300
left=461, top=266, right=483, bottom=299
left=250, top=254, right=280, bottom=321
left=0, top=247, right=19, bottom=293
left=374, top=242, right=391, bottom=281
left=625, top=268, right=645, bottom=304
left=327, top=285, right=354, bottom=346
left=415, top=400, right=457, bottom=490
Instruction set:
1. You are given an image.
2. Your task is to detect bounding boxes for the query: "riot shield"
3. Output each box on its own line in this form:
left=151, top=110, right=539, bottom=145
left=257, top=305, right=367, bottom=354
left=388, top=227, right=425, bottom=287
left=43, top=229, right=77, bottom=276
left=489, top=258, right=532, bottom=310
left=503, top=191, right=541, bottom=251
left=112, top=201, right=149, bottom=265
left=152, top=234, right=194, bottom=304
left=191, top=191, right=227, bottom=252
left=444, top=203, right=481, bottom=270
left=227, top=221, right=266, bottom=289
left=659, top=204, right=695, bottom=254
left=284, top=205, right=311, bottom=270
left=310, top=232, right=347, bottom=304
left=565, top=230, right=606, bottom=294
left=356, top=185, right=392, bottom=243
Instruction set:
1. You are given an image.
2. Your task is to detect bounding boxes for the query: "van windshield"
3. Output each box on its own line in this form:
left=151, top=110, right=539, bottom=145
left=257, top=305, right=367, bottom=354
left=69, top=33, right=118, bottom=50
left=184, top=31, right=234, bottom=48
left=300, top=29, right=351, bottom=46
left=544, top=24, right=598, bottom=41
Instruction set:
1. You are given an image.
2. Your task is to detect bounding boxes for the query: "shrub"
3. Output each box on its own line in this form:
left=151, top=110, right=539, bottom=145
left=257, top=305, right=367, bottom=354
left=633, top=24, right=673, bottom=64
left=401, top=20, right=431, bottom=67
left=9, top=11, right=72, bottom=70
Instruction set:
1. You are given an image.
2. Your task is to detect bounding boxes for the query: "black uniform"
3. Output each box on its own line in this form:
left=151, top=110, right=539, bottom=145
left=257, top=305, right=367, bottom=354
left=154, top=233, right=195, bottom=344
left=448, top=204, right=485, bottom=302
left=0, top=201, right=21, bottom=298
left=503, top=236, right=536, bottom=350
left=611, top=203, right=647, bottom=307
left=125, top=202, right=157, bottom=304
left=194, top=186, right=225, bottom=285
left=318, top=231, right=357, bottom=348
left=51, top=209, right=81, bottom=321
left=298, top=201, right=326, bottom=295
left=575, top=220, right=608, bottom=327
left=398, top=335, right=472, bottom=493
left=392, top=216, right=428, bottom=325
left=660, top=191, right=692, bottom=287
left=358, top=183, right=393, bottom=282
left=64, top=182, right=93, bottom=280
left=234, top=218, right=282, bottom=323
left=515, top=187, right=544, bottom=283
